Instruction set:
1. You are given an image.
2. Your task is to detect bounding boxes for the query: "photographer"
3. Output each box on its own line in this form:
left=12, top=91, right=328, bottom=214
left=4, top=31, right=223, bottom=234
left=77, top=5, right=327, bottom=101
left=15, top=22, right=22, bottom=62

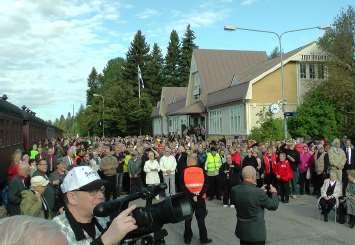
left=53, top=166, right=137, bottom=244
left=231, top=166, right=279, bottom=245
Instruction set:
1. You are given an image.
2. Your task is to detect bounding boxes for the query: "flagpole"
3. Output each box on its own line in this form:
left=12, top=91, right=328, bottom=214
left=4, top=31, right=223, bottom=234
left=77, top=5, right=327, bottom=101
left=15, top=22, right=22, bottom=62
left=138, top=78, right=141, bottom=106
left=138, top=65, right=141, bottom=136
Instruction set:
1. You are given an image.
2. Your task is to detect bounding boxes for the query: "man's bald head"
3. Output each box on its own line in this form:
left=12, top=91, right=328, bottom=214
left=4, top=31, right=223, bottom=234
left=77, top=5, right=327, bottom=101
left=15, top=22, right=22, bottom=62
left=242, top=166, right=256, bottom=184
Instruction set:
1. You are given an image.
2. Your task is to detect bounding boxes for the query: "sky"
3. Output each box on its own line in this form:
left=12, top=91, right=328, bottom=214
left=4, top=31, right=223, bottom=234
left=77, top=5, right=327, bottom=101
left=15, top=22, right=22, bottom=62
left=0, top=0, right=353, bottom=121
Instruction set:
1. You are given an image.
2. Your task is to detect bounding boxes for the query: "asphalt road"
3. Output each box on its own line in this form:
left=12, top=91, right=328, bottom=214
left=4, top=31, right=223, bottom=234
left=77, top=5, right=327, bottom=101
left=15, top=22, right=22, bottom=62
left=154, top=195, right=355, bottom=245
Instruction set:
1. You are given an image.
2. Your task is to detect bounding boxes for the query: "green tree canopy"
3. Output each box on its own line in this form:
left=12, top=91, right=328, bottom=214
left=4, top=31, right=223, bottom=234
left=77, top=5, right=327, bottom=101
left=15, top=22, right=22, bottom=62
left=144, top=43, right=164, bottom=102
left=164, top=30, right=180, bottom=87
left=178, top=24, right=197, bottom=86
left=248, top=109, right=284, bottom=142
left=288, top=90, right=342, bottom=140
left=122, top=30, right=150, bottom=85
left=86, top=67, right=98, bottom=106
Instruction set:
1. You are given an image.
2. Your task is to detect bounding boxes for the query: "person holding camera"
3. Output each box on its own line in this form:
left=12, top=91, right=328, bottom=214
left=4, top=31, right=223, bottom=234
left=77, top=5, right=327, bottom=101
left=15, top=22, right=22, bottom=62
left=53, top=166, right=137, bottom=244
left=182, top=153, right=212, bottom=244
left=231, top=166, right=279, bottom=245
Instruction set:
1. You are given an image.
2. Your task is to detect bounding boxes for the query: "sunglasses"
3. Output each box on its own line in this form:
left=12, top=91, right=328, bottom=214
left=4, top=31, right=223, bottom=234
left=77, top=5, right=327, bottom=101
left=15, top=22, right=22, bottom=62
left=76, top=186, right=105, bottom=196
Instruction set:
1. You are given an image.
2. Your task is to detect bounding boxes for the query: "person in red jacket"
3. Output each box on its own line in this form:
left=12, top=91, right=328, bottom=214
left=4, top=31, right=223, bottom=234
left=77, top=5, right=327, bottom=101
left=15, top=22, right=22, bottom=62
left=262, top=147, right=277, bottom=192
left=231, top=146, right=242, bottom=167
left=274, top=152, right=294, bottom=203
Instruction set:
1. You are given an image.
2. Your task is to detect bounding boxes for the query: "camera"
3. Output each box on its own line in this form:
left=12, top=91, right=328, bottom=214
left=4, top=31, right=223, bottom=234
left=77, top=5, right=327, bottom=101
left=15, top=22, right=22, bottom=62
left=93, top=183, right=192, bottom=245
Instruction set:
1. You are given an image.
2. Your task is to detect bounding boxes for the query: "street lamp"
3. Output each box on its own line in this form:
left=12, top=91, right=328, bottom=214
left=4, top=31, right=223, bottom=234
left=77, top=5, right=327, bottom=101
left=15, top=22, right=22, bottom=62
left=224, top=25, right=331, bottom=139
left=93, top=93, right=105, bottom=138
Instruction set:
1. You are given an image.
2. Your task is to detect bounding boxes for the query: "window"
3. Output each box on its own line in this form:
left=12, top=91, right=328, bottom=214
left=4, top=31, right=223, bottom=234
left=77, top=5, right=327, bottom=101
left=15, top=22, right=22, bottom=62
left=309, top=63, right=315, bottom=79
left=300, top=63, right=307, bottom=79
left=209, top=110, right=222, bottom=134
left=192, top=72, right=200, bottom=100
left=318, top=63, right=325, bottom=79
left=230, top=106, right=243, bottom=134
left=237, top=115, right=241, bottom=132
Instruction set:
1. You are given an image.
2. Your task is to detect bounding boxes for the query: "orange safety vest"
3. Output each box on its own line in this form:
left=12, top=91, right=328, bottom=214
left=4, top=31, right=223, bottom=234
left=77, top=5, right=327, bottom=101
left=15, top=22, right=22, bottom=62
left=184, top=166, right=205, bottom=195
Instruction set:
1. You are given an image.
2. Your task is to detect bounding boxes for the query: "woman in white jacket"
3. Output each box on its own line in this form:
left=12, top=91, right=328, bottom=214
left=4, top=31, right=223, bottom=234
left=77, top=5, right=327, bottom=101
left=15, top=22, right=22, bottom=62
left=144, top=151, right=161, bottom=199
left=319, top=171, right=342, bottom=222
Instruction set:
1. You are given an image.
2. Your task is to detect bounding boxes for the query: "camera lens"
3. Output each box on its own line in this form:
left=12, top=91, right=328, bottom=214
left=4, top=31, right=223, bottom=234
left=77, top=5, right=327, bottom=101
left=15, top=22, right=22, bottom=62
left=132, top=193, right=192, bottom=227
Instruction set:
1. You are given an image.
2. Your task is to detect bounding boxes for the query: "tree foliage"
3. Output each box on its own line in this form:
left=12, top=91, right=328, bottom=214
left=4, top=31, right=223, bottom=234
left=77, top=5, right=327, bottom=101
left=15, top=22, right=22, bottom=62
left=86, top=67, right=98, bottom=106
left=54, top=26, right=198, bottom=136
left=288, top=6, right=355, bottom=140
left=145, top=43, right=164, bottom=102
left=164, top=30, right=180, bottom=87
left=178, top=24, right=198, bottom=86
left=317, top=6, right=355, bottom=138
left=248, top=109, right=284, bottom=142
left=289, top=7, right=355, bottom=139
left=268, top=46, right=280, bottom=59
left=288, top=90, right=342, bottom=140
left=122, top=30, right=150, bottom=83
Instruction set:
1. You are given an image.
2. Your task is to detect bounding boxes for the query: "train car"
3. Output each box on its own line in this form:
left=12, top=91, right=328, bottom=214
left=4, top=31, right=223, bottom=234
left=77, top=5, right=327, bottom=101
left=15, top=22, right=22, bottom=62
left=46, top=124, right=63, bottom=140
left=0, top=96, right=24, bottom=180
left=1, top=95, right=64, bottom=180
left=23, top=115, right=47, bottom=151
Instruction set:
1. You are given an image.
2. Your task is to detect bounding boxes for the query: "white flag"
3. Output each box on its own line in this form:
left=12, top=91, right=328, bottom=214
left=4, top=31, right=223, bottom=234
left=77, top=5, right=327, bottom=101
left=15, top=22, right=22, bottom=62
left=138, top=65, right=144, bottom=89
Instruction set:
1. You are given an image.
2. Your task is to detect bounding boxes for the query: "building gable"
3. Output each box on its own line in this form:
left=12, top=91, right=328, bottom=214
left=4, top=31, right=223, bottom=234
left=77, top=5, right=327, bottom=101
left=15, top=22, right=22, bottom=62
left=185, top=49, right=268, bottom=107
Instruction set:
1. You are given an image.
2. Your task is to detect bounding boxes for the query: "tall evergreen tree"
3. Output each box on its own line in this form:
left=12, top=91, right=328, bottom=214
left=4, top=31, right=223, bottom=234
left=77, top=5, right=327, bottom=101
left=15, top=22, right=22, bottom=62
left=122, top=30, right=150, bottom=91
left=145, top=43, right=164, bottom=102
left=268, top=46, right=280, bottom=59
left=164, top=30, right=180, bottom=87
left=102, top=57, right=125, bottom=85
left=178, top=24, right=197, bottom=86
left=87, top=67, right=98, bottom=106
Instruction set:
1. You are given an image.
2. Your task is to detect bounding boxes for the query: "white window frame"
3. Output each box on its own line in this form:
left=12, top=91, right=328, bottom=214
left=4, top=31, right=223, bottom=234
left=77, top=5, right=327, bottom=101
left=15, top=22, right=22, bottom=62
left=309, top=63, right=316, bottom=79
left=300, top=63, right=307, bottom=79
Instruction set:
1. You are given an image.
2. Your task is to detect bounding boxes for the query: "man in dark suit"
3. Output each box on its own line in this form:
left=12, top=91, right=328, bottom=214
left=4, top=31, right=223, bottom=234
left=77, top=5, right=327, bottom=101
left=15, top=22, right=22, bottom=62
left=45, top=147, right=57, bottom=174
left=7, top=164, right=30, bottom=216
left=343, top=139, right=355, bottom=195
left=175, top=145, right=188, bottom=193
left=231, top=166, right=279, bottom=245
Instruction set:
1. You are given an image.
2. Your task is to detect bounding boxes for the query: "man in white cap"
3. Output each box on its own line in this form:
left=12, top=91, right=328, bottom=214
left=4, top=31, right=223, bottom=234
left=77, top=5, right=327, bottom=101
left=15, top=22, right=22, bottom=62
left=53, top=166, right=137, bottom=244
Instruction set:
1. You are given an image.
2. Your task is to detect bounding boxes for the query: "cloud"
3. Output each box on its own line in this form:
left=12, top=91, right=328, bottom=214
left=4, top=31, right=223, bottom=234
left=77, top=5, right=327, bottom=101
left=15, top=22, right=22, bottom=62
left=240, top=0, right=258, bottom=6
left=160, top=4, right=231, bottom=34
left=0, top=0, right=131, bottom=120
left=136, top=8, right=159, bottom=20
left=0, top=0, right=232, bottom=121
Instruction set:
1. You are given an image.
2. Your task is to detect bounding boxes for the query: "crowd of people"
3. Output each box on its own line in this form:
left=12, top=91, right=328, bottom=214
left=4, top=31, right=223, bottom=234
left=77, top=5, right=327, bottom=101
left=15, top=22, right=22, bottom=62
left=0, top=135, right=354, bottom=244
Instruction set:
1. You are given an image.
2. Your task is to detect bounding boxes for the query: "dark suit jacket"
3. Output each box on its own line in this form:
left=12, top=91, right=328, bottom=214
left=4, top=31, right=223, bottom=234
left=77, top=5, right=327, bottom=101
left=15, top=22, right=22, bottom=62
left=175, top=152, right=188, bottom=175
left=7, top=176, right=27, bottom=215
left=343, top=148, right=355, bottom=170
left=231, top=182, right=279, bottom=242
left=45, top=154, right=57, bottom=173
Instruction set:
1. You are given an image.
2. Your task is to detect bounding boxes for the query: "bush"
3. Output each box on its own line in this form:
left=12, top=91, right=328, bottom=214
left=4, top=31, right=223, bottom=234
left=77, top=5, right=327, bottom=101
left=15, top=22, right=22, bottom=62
left=248, top=109, right=284, bottom=142
left=287, top=89, right=342, bottom=141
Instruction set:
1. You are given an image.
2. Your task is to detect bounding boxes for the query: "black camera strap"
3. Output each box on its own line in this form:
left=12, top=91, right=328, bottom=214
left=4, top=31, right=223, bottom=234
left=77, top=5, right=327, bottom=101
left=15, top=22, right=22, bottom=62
left=64, top=205, right=104, bottom=241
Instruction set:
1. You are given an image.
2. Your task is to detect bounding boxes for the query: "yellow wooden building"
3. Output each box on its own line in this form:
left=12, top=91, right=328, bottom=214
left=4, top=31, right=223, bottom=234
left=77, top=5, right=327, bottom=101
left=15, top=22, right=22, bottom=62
left=152, top=42, right=328, bottom=137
